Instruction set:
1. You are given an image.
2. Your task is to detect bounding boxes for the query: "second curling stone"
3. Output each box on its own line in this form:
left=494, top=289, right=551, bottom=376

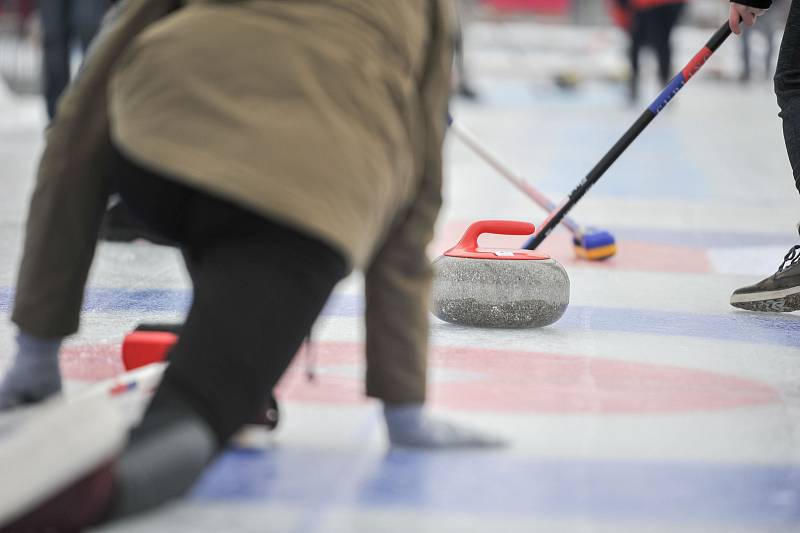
left=432, top=220, right=569, bottom=328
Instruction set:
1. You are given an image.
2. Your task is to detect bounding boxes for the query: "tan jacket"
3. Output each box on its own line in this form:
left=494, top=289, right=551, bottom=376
left=12, top=0, right=453, bottom=404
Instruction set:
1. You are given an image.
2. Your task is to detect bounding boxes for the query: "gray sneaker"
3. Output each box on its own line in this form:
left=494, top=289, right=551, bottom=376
left=730, top=244, right=800, bottom=312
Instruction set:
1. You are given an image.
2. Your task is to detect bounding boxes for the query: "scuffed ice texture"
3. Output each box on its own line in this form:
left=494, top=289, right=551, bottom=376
left=431, top=256, right=569, bottom=328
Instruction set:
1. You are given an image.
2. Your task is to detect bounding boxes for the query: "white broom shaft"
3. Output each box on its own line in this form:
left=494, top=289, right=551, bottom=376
left=449, top=120, right=581, bottom=234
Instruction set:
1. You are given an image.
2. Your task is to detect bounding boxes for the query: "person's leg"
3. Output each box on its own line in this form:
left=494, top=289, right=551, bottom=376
left=760, top=2, right=786, bottom=80
left=741, top=27, right=753, bottom=82
left=775, top=0, right=800, bottom=194
left=108, top=150, right=347, bottom=517
left=3, top=148, right=347, bottom=528
left=109, top=152, right=280, bottom=442
left=71, top=0, right=106, bottom=54
left=651, top=3, right=684, bottom=87
left=764, top=24, right=776, bottom=81
left=453, top=1, right=477, bottom=100
left=730, top=2, right=800, bottom=312
left=628, top=11, right=646, bottom=102
left=38, top=0, right=71, bottom=119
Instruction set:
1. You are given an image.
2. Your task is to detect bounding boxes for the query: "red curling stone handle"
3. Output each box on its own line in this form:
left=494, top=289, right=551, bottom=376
left=122, top=331, right=178, bottom=370
left=453, top=220, right=535, bottom=254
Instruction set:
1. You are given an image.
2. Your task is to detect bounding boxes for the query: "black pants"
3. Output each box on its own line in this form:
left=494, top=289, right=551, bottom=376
left=629, top=3, right=685, bottom=98
left=112, top=148, right=348, bottom=445
left=775, top=0, right=800, bottom=195
left=39, top=0, right=108, bottom=119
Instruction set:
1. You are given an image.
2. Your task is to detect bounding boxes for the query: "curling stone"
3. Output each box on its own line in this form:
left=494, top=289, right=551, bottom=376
left=432, top=220, right=569, bottom=328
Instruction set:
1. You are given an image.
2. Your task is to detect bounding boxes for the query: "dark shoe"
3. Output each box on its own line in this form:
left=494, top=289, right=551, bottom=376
left=730, top=244, right=800, bottom=312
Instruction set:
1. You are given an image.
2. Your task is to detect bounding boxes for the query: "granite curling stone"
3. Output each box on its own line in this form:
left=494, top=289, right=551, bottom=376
left=432, top=220, right=569, bottom=328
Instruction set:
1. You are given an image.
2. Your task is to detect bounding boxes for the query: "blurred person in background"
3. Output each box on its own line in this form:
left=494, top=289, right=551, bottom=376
left=739, top=0, right=787, bottom=82
left=39, top=0, right=111, bottom=119
left=610, top=0, right=688, bottom=102
left=0, top=0, right=36, bottom=35
left=453, top=0, right=479, bottom=99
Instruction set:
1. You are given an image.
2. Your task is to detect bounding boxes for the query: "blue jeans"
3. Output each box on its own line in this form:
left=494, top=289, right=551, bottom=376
left=39, top=0, right=108, bottom=119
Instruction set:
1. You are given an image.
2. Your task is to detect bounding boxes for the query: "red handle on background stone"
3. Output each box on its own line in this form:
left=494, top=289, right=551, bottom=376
left=452, top=220, right=535, bottom=254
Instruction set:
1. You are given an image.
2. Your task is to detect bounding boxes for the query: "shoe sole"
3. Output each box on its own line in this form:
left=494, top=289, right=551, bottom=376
left=0, top=395, right=127, bottom=525
left=730, top=285, right=800, bottom=312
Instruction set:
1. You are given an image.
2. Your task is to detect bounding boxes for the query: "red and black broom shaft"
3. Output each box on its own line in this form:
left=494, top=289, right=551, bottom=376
left=525, top=20, right=733, bottom=251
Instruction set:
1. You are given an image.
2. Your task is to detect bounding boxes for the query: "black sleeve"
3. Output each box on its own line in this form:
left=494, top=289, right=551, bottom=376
left=731, top=0, right=773, bottom=9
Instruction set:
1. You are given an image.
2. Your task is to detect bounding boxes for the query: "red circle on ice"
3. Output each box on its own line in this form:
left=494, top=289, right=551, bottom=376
left=62, top=341, right=779, bottom=414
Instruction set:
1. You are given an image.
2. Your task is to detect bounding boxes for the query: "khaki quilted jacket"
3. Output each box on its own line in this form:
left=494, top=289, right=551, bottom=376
left=12, top=0, right=453, bottom=403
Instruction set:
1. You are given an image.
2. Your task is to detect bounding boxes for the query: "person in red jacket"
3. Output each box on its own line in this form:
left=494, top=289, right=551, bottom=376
left=613, top=0, right=687, bottom=102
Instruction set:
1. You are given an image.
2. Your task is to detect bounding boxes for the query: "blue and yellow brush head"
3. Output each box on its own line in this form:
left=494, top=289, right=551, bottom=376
left=573, top=229, right=616, bottom=261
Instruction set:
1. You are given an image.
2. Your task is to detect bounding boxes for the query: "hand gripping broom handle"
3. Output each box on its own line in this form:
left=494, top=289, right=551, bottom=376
left=525, top=20, right=733, bottom=250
